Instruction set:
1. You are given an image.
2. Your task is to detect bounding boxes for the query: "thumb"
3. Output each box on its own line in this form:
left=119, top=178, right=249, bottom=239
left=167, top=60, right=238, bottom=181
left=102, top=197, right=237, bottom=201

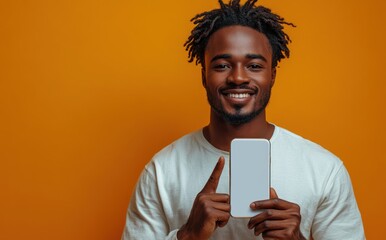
left=270, top=187, right=278, bottom=199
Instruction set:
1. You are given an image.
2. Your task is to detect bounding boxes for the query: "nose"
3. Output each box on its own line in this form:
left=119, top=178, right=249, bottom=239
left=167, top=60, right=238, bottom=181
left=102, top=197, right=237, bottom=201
left=226, top=65, right=250, bottom=85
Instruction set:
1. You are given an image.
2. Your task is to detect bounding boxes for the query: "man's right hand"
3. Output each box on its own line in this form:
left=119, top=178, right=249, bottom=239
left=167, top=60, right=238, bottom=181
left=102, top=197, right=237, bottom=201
left=177, top=156, right=230, bottom=240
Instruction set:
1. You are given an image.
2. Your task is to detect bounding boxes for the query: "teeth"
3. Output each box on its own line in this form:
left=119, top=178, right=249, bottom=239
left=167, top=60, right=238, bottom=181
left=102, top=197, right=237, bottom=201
left=228, top=93, right=249, bottom=99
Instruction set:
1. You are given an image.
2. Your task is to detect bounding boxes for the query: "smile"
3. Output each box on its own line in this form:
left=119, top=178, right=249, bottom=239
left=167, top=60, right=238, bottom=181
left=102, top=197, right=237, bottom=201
left=227, top=93, right=251, bottom=99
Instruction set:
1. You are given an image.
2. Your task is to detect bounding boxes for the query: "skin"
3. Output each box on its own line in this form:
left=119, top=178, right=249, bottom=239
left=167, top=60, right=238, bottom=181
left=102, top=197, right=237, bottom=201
left=178, top=157, right=230, bottom=240
left=248, top=189, right=304, bottom=239
left=202, top=25, right=276, bottom=149
left=177, top=26, right=305, bottom=240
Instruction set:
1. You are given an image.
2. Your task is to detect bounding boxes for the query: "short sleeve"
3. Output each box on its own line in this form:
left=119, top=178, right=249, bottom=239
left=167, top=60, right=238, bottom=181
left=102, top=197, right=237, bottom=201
left=311, top=164, right=365, bottom=239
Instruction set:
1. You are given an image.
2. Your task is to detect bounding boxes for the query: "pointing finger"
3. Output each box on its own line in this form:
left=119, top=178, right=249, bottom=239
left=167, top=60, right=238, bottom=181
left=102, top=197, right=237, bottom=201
left=201, top=156, right=225, bottom=193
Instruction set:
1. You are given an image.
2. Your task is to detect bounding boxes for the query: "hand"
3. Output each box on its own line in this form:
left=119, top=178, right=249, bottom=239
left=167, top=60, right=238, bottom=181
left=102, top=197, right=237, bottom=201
left=177, top=157, right=230, bottom=240
left=247, top=188, right=305, bottom=240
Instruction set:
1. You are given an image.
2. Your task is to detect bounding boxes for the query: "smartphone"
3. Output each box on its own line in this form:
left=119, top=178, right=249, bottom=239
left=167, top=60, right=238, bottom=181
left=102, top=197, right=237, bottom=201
left=230, top=138, right=271, bottom=218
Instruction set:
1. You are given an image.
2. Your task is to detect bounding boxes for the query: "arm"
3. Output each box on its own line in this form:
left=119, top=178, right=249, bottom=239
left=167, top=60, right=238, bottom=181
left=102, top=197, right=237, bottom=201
left=121, top=163, right=177, bottom=240
left=177, top=157, right=231, bottom=240
left=311, top=164, right=365, bottom=240
left=122, top=157, right=230, bottom=240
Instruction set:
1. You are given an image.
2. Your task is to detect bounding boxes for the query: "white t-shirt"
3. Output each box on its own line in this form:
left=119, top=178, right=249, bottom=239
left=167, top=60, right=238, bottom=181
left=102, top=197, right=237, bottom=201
left=122, top=126, right=365, bottom=239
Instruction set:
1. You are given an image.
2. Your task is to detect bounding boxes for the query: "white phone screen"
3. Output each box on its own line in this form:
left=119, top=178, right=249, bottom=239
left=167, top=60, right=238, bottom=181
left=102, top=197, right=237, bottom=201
left=230, top=138, right=271, bottom=218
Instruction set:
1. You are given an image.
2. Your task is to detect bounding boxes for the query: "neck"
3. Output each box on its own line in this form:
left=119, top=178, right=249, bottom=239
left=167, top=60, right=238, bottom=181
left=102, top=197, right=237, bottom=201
left=203, top=109, right=274, bottom=152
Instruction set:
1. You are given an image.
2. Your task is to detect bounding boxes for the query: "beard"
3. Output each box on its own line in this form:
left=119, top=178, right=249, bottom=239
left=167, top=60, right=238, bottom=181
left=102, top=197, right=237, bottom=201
left=206, top=88, right=271, bottom=125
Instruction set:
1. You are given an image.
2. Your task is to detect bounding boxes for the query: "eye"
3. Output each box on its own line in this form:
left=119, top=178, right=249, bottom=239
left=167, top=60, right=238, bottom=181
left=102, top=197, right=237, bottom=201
left=213, top=63, right=230, bottom=71
left=248, top=63, right=263, bottom=71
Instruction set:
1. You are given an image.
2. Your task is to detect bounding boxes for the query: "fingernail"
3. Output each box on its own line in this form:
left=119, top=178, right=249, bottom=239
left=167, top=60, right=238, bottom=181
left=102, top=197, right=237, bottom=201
left=250, top=203, right=256, bottom=209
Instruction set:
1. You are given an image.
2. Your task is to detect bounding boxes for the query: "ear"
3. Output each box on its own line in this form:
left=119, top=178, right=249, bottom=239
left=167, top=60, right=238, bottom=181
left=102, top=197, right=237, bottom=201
left=271, top=67, right=276, bottom=87
left=201, top=67, right=207, bottom=88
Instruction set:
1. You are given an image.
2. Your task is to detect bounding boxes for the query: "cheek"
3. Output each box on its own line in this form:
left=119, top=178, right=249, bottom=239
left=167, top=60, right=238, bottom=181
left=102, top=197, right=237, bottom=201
left=205, top=76, right=223, bottom=92
left=255, top=73, right=274, bottom=87
left=205, top=84, right=220, bottom=96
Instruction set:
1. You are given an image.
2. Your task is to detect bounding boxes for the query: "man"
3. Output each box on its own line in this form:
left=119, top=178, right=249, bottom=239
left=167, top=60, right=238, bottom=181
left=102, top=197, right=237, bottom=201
left=122, top=0, right=365, bottom=239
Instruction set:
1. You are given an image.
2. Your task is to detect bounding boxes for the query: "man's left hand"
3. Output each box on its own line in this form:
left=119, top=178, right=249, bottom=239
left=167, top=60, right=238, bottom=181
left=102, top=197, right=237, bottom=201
left=247, top=188, right=306, bottom=240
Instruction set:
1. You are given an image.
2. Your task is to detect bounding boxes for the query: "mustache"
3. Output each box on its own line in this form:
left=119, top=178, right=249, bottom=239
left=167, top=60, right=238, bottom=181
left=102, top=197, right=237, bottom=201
left=220, top=84, right=258, bottom=92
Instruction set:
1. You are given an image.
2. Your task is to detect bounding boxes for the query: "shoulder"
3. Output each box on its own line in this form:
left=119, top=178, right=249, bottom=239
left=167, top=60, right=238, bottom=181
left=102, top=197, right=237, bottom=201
left=144, top=129, right=204, bottom=171
left=273, top=125, right=342, bottom=166
left=270, top=126, right=354, bottom=217
left=153, top=130, right=202, bottom=159
left=271, top=126, right=345, bottom=189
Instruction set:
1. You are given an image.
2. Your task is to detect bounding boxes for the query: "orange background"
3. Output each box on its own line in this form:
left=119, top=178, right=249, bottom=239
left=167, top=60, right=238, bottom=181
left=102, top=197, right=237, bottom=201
left=1, top=0, right=385, bottom=239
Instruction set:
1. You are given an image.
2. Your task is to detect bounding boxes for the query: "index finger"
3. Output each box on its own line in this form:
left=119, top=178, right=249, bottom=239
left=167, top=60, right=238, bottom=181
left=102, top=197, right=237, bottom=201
left=201, top=156, right=225, bottom=193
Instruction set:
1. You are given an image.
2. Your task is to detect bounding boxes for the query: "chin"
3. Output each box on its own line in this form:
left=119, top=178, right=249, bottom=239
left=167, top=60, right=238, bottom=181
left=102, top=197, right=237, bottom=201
left=220, top=108, right=263, bottom=125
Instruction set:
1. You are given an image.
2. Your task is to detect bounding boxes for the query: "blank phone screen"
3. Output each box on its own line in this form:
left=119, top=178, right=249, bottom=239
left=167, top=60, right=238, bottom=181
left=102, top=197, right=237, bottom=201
left=230, top=138, right=271, bottom=218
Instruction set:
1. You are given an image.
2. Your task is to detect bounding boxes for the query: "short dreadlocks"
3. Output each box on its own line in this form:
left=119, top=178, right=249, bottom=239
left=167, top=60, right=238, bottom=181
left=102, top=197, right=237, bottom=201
left=184, top=0, right=295, bottom=68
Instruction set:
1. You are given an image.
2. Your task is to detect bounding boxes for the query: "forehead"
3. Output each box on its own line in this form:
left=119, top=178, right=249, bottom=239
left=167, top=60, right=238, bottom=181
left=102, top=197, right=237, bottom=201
left=205, top=25, right=272, bottom=62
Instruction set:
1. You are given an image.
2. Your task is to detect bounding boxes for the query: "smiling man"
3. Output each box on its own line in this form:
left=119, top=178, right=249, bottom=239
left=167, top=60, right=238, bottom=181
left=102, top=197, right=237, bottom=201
left=121, top=1, right=365, bottom=239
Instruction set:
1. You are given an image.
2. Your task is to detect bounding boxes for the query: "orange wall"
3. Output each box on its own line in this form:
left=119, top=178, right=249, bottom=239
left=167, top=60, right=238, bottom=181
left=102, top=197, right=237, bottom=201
left=1, top=0, right=385, bottom=239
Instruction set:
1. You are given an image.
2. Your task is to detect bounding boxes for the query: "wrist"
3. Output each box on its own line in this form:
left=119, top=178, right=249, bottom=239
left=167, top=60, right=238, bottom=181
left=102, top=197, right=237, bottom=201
left=177, top=224, right=191, bottom=240
left=298, top=231, right=306, bottom=240
left=177, top=224, right=200, bottom=240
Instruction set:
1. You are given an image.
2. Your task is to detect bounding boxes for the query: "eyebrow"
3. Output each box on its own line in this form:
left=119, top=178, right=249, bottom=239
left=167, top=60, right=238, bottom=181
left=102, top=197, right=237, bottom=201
left=210, top=53, right=267, bottom=63
left=246, top=54, right=267, bottom=62
left=210, top=54, right=232, bottom=63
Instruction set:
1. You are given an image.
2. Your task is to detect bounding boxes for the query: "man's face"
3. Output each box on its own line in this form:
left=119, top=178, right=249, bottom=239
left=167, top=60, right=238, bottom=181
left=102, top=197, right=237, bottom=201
left=203, top=25, right=276, bottom=125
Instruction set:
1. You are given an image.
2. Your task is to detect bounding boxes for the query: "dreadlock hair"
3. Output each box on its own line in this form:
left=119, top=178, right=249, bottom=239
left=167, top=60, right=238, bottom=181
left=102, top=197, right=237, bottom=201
left=184, top=0, right=295, bottom=68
